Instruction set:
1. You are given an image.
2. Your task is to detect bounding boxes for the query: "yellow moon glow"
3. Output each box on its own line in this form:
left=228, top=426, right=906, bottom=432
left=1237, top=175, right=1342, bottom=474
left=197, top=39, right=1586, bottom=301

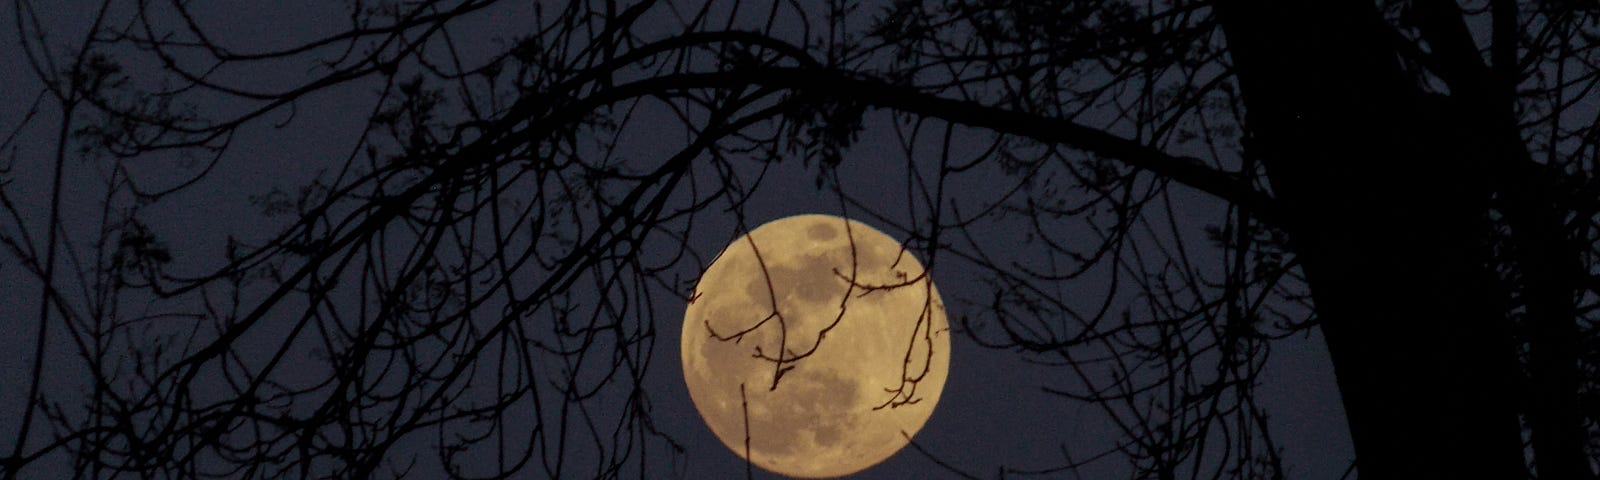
left=681, top=214, right=950, bottom=478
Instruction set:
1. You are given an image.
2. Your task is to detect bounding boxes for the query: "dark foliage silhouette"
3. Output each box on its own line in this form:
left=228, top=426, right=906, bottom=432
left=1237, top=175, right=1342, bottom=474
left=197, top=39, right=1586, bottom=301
left=1, top=0, right=1595, bottom=479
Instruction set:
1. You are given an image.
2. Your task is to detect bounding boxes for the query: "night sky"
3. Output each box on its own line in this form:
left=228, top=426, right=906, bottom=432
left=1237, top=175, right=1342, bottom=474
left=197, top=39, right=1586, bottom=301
left=0, top=1, right=1354, bottom=478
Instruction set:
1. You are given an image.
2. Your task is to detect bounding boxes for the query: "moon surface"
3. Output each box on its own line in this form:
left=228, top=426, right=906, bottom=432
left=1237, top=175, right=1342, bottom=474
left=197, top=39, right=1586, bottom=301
left=681, top=214, right=950, bottom=478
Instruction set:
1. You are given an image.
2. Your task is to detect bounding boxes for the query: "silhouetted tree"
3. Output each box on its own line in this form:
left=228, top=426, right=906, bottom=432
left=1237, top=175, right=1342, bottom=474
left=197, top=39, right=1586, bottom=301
left=1, top=1, right=1594, bottom=479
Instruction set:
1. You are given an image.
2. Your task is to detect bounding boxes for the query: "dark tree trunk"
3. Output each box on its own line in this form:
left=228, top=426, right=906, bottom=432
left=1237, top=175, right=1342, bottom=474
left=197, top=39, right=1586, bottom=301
left=1213, top=1, right=1528, bottom=478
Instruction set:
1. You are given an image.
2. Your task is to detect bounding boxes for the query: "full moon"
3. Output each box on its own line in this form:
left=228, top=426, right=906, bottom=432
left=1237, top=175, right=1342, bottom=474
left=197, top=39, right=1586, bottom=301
left=681, top=214, right=950, bottom=478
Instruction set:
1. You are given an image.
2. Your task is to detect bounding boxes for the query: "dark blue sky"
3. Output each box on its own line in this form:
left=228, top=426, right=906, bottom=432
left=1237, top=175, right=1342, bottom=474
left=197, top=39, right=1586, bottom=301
left=0, top=1, right=1351, bottom=478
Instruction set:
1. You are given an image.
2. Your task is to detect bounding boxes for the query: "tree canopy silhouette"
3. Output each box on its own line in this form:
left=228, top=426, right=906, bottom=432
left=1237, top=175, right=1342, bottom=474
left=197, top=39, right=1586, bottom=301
left=1, top=0, right=1595, bottom=479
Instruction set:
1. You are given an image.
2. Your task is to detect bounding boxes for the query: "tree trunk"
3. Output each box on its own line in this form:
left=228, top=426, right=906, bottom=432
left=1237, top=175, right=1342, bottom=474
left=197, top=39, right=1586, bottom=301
left=1213, top=1, right=1528, bottom=478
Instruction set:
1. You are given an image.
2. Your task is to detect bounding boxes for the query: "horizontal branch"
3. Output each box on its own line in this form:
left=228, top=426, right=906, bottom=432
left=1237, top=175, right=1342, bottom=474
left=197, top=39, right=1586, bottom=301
left=656, top=67, right=1281, bottom=223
